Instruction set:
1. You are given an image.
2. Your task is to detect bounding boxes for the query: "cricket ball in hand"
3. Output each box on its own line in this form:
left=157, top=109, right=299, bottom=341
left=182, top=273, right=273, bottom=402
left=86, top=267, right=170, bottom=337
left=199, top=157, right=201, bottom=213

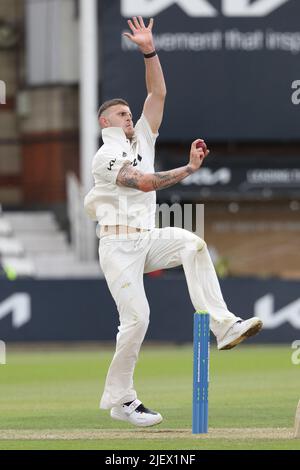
left=196, top=141, right=207, bottom=152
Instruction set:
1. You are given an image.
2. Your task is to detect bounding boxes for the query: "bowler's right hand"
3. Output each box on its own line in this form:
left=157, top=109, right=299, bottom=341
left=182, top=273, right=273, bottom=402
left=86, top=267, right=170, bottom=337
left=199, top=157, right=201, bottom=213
left=188, top=139, right=210, bottom=173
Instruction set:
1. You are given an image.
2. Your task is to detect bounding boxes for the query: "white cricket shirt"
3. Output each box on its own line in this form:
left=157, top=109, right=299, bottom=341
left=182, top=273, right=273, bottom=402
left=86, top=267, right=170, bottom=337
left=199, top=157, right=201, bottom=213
left=84, top=114, right=158, bottom=230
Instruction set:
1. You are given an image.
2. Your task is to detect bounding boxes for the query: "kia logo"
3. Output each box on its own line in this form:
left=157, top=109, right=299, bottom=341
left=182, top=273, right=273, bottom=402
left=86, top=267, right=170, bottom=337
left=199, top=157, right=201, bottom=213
left=121, top=0, right=290, bottom=18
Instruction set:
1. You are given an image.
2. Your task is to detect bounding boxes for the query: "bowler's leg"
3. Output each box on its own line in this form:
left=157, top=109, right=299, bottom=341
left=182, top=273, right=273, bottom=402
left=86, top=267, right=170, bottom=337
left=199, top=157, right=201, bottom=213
left=99, top=235, right=163, bottom=426
left=145, top=227, right=262, bottom=346
left=99, top=238, right=149, bottom=409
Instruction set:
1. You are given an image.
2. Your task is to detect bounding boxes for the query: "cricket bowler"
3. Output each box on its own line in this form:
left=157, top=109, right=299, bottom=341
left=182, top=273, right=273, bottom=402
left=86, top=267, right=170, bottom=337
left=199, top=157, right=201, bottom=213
left=84, top=16, right=263, bottom=427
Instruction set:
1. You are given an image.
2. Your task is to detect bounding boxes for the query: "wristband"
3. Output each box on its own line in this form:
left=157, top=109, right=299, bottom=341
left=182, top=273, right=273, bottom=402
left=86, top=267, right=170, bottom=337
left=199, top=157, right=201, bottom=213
left=144, top=50, right=157, bottom=59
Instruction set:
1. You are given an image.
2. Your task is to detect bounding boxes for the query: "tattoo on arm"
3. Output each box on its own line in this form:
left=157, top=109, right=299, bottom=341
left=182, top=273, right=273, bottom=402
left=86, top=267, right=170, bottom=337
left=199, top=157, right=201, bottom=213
left=117, top=161, right=194, bottom=192
left=116, top=161, right=145, bottom=190
left=151, top=166, right=194, bottom=190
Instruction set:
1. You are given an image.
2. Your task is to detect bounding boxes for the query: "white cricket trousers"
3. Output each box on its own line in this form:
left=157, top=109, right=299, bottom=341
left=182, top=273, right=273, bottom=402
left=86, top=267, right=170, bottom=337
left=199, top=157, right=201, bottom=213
left=99, top=227, right=238, bottom=409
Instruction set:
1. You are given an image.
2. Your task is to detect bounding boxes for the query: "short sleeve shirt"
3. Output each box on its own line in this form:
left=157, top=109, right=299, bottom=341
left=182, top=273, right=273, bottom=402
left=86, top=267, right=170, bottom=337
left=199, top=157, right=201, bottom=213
left=84, top=114, right=158, bottom=230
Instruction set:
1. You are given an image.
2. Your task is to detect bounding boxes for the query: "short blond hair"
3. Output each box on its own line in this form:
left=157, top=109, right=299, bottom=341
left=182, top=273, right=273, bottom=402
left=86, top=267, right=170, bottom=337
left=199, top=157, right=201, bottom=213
left=97, top=98, right=130, bottom=119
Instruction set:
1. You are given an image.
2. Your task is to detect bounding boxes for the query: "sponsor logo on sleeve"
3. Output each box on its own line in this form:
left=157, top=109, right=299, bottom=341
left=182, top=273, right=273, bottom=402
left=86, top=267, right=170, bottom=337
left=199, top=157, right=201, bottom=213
left=107, top=158, right=117, bottom=170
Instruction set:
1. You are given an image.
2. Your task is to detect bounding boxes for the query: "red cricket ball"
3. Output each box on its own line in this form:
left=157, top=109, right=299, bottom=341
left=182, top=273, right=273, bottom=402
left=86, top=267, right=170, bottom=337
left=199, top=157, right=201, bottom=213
left=196, top=141, right=207, bottom=152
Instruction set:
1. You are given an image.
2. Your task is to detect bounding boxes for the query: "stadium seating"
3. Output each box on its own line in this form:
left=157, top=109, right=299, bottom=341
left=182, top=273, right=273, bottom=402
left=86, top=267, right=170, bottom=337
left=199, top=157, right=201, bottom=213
left=0, top=211, right=103, bottom=279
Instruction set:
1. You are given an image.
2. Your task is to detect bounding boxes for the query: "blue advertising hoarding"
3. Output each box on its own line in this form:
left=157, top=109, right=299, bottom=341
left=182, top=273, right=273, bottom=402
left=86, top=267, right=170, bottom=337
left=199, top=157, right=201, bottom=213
left=0, top=277, right=299, bottom=343
left=101, top=0, right=300, bottom=141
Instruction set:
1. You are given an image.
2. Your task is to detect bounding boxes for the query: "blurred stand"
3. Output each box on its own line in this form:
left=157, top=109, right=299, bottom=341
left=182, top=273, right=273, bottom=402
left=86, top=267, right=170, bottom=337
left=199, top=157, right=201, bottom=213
left=0, top=204, right=101, bottom=279
left=0, top=0, right=300, bottom=280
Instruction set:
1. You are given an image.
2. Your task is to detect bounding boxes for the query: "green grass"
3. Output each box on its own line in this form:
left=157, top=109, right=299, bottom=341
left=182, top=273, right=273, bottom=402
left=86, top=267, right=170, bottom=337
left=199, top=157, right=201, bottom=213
left=0, top=344, right=299, bottom=449
left=1, top=439, right=300, bottom=450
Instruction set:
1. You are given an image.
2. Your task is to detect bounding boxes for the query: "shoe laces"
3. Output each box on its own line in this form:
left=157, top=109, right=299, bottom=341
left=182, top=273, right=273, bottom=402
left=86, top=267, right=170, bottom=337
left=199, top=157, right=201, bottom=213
left=123, top=402, right=156, bottom=415
left=135, top=403, right=148, bottom=413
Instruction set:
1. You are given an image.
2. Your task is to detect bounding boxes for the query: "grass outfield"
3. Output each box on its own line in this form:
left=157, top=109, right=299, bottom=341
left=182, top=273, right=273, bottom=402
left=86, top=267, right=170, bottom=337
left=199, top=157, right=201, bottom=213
left=0, top=344, right=299, bottom=450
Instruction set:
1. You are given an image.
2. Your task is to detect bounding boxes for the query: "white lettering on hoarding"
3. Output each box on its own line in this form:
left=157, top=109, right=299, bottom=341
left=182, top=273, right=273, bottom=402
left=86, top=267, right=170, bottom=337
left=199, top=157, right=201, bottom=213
left=181, top=168, right=231, bottom=186
left=0, top=294, right=31, bottom=328
left=255, top=294, right=300, bottom=329
left=247, top=169, right=300, bottom=184
left=121, top=0, right=217, bottom=17
left=121, top=0, right=290, bottom=17
left=223, top=0, right=290, bottom=17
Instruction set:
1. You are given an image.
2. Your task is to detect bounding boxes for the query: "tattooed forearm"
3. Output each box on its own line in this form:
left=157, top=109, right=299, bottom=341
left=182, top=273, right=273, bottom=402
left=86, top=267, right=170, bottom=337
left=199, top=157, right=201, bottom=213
left=151, top=166, right=194, bottom=191
left=117, top=160, right=195, bottom=192
left=116, top=161, right=145, bottom=189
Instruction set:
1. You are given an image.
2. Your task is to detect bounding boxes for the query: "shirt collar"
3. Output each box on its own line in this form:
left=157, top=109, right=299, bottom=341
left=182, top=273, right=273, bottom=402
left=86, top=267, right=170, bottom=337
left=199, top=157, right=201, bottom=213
left=101, top=127, right=137, bottom=147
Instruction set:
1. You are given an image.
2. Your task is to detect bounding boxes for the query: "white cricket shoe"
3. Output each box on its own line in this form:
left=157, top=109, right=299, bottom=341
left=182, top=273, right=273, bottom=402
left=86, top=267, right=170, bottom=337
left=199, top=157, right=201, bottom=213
left=110, top=399, right=163, bottom=427
left=217, top=317, right=263, bottom=350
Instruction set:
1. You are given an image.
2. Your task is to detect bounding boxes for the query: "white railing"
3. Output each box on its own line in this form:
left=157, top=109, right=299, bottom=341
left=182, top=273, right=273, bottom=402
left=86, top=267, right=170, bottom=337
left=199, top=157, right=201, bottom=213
left=67, top=173, right=97, bottom=261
